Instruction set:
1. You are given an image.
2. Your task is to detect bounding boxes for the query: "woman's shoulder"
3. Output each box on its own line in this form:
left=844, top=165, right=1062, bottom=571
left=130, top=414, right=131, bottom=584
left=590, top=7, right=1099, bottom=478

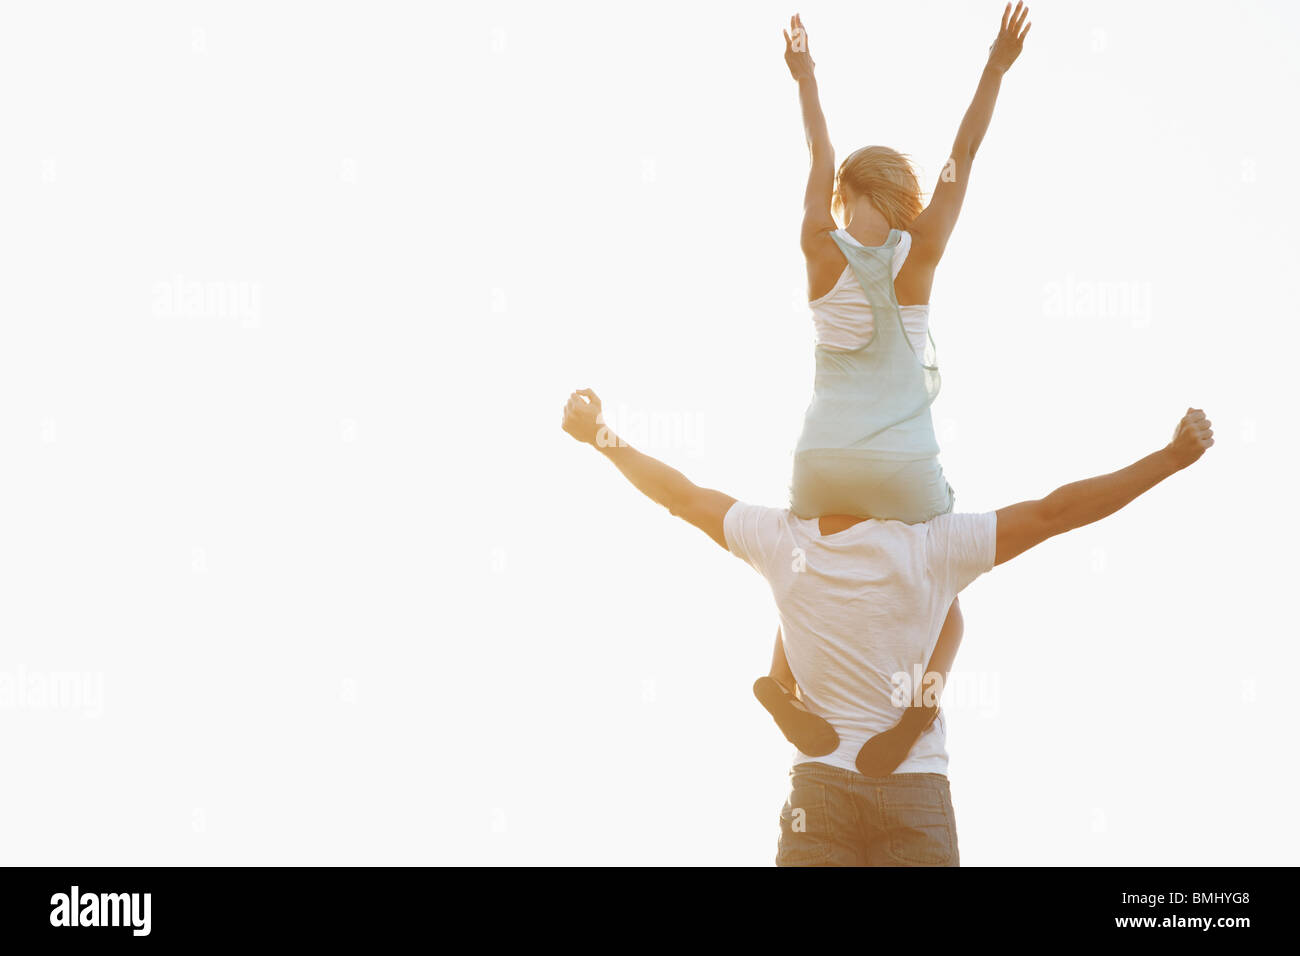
left=891, top=230, right=914, bottom=276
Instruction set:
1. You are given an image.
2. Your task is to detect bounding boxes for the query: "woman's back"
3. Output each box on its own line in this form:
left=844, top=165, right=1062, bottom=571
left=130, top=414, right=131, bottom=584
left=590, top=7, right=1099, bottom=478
left=811, top=227, right=935, bottom=362
left=794, top=229, right=942, bottom=470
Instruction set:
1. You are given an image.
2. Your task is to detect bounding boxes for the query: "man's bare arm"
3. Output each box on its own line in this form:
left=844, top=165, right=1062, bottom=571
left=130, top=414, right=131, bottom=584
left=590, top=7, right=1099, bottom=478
left=995, top=409, right=1214, bottom=566
left=561, top=389, right=735, bottom=550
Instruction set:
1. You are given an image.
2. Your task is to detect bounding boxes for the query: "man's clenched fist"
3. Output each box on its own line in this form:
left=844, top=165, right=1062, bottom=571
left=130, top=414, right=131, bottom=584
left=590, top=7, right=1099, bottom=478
left=562, top=389, right=605, bottom=446
left=1168, top=408, right=1214, bottom=468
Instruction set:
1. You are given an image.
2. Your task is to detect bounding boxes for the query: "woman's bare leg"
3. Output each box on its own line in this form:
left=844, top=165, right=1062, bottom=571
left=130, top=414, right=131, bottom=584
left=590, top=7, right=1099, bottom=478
left=753, top=626, right=839, bottom=756
left=920, top=596, right=963, bottom=703
left=769, top=626, right=798, bottom=694
left=856, top=597, right=963, bottom=776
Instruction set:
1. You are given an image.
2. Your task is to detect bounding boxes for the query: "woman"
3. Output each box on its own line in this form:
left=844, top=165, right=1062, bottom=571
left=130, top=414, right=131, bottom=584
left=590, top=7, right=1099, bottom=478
left=753, top=5, right=1031, bottom=774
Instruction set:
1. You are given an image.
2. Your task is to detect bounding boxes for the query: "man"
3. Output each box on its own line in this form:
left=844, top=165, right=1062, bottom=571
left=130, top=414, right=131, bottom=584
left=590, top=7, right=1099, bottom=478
left=561, top=388, right=1213, bottom=866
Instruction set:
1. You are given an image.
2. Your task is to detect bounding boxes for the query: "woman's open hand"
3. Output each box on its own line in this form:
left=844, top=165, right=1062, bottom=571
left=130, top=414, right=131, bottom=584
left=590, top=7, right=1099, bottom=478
left=987, top=2, right=1031, bottom=74
left=783, top=13, right=815, bottom=82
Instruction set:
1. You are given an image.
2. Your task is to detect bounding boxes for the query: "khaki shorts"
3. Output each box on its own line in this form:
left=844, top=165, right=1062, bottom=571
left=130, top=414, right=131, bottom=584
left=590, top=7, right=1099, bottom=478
left=790, top=449, right=955, bottom=522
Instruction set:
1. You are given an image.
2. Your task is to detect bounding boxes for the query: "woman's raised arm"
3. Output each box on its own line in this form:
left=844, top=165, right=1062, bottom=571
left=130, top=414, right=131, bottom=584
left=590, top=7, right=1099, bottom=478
left=784, top=15, right=837, bottom=256
left=910, top=2, right=1031, bottom=265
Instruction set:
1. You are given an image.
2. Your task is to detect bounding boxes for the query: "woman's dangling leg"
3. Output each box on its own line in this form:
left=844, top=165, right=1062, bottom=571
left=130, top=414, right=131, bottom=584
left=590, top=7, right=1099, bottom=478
left=856, top=597, right=963, bottom=776
left=754, top=626, right=839, bottom=757
left=920, top=596, right=963, bottom=698
left=768, top=626, right=798, bottom=693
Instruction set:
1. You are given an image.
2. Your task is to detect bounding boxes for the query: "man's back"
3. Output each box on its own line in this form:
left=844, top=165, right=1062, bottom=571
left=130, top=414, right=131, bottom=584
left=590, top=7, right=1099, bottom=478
left=724, top=503, right=997, bottom=773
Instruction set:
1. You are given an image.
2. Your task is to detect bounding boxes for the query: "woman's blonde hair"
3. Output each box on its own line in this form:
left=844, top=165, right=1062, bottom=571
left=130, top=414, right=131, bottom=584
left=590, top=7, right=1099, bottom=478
left=834, top=146, right=923, bottom=229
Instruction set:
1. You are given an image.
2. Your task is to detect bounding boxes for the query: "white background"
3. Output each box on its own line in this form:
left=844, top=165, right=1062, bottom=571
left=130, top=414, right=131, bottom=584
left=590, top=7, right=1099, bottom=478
left=0, top=0, right=1295, bottom=865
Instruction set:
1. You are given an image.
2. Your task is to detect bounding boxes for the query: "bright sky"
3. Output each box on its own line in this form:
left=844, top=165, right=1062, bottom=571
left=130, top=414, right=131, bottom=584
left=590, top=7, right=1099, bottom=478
left=0, top=1, right=1296, bottom=865
left=472, top=0, right=1300, bottom=865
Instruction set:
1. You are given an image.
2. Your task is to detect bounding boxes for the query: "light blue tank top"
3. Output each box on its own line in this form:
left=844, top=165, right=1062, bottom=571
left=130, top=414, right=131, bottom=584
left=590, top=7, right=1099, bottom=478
left=794, top=229, right=941, bottom=461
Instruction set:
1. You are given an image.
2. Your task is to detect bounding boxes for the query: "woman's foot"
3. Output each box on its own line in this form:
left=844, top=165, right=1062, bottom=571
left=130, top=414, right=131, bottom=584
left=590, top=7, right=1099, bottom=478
left=752, top=676, right=839, bottom=756
left=854, top=705, right=940, bottom=777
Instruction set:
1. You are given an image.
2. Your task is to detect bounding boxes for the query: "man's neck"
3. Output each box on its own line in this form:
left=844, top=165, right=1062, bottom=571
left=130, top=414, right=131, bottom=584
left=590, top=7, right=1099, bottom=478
left=818, top=514, right=870, bottom=536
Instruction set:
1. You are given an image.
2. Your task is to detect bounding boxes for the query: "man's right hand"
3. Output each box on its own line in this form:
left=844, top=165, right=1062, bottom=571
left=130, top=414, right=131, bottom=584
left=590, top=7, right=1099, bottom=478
left=560, top=387, right=735, bottom=550
left=1167, top=408, right=1215, bottom=469
left=562, top=388, right=606, bottom=446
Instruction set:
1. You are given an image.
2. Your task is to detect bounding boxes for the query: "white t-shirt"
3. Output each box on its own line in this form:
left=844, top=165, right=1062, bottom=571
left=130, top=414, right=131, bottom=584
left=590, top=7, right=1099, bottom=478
left=724, top=502, right=997, bottom=775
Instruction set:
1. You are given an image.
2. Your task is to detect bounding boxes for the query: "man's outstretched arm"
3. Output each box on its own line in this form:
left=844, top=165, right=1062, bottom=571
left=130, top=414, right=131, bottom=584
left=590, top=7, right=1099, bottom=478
left=562, top=389, right=735, bottom=550
left=995, top=408, right=1214, bottom=566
